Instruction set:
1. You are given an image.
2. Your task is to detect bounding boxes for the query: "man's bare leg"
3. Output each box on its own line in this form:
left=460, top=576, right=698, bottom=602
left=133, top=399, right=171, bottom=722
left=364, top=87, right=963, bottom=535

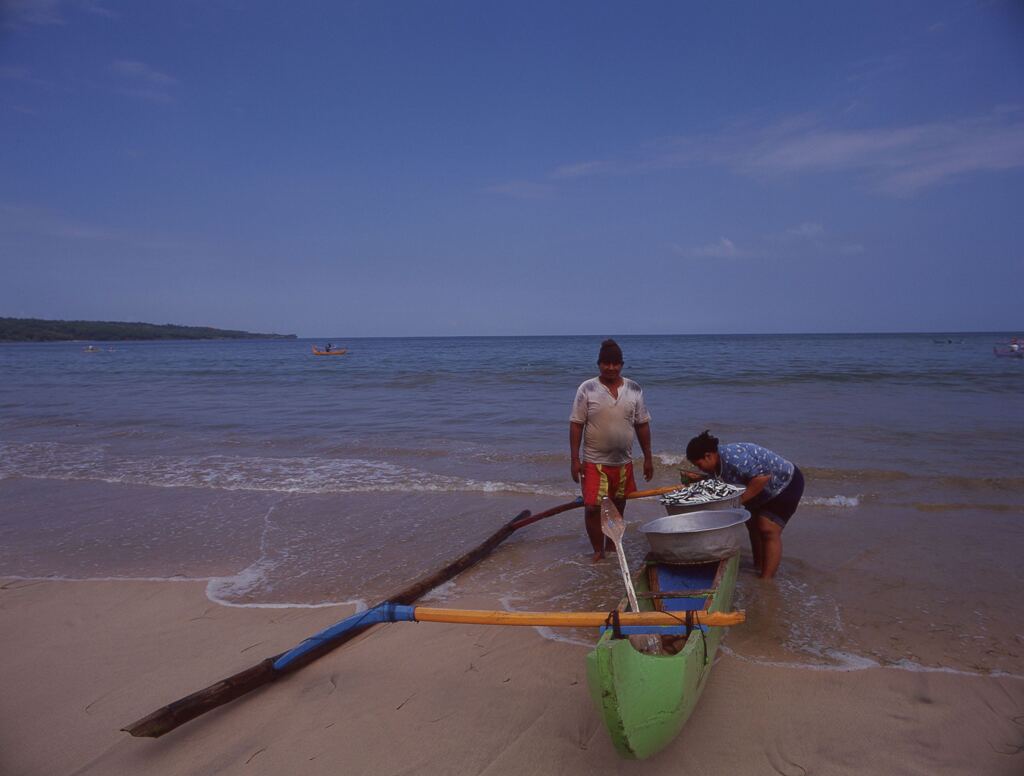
left=585, top=506, right=607, bottom=561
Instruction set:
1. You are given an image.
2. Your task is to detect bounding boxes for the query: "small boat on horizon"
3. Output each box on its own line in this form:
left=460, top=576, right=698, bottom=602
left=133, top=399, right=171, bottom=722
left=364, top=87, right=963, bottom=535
left=312, top=345, right=348, bottom=356
left=993, top=346, right=1023, bottom=359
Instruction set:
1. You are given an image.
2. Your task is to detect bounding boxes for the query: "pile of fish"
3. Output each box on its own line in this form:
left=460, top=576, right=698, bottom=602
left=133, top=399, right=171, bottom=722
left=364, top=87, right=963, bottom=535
left=659, top=479, right=744, bottom=507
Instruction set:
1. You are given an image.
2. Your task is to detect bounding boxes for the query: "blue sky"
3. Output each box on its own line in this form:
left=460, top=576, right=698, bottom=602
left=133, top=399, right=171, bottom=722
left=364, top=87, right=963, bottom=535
left=1, top=1, right=1022, bottom=336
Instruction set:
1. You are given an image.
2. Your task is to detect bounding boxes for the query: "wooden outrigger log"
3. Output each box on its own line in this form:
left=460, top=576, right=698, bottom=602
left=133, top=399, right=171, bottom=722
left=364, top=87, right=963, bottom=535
left=123, top=485, right=697, bottom=739
left=124, top=499, right=582, bottom=737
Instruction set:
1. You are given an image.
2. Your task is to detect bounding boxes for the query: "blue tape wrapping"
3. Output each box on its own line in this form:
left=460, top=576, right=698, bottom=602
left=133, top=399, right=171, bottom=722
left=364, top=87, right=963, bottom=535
left=273, top=602, right=416, bottom=671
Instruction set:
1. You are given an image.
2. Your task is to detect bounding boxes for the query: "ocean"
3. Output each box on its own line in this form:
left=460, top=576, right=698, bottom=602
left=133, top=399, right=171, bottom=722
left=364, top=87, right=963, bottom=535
left=1, top=333, right=1022, bottom=676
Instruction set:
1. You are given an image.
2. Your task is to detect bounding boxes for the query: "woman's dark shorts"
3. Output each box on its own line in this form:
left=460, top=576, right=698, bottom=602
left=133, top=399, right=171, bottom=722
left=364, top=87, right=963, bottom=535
left=748, top=467, right=804, bottom=529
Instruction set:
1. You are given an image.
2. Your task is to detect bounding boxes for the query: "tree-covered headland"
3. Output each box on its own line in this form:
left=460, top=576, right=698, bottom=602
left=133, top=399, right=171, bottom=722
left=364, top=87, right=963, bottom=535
left=0, top=317, right=297, bottom=342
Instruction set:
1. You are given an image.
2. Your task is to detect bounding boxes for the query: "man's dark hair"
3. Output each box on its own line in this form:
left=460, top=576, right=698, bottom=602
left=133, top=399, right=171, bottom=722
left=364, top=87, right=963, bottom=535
left=597, top=338, right=623, bottom=365
left=686, top=430, right=719, bottom=462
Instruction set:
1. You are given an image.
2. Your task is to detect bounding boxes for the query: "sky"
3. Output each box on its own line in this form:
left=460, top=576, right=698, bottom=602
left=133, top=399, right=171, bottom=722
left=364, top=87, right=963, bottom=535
left=1, top=1, right=1022, bottom=337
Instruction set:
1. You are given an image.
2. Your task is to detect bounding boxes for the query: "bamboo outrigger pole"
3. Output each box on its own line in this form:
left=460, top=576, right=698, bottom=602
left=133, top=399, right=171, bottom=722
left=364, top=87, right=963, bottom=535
left=413, top=607, right=744, bottom=628
left=270, top=604, right=744, bottom=671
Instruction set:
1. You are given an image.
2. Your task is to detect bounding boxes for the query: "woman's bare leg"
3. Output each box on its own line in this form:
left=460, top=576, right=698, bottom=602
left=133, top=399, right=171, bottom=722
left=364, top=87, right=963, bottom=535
left=746, top=517, right=763, bottom=572
left=756, top=515, right=783, bottom=579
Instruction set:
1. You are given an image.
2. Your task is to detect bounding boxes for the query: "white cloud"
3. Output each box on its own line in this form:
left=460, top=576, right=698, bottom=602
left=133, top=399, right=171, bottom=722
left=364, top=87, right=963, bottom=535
left=550, top=160, right=618, bottom=179
left=674, top=237, right=750, bottom=260
left=110, top=60, right=178, bottom=87
left=5, top=0, right=64, bottom=26
left=0, top=204, right=120, bottom=241
left=674, top=225, right=866, bottom=262
left=546, top=108, right=1024, bottom=197
left=484, top=181, right=554, bottom=199
left=845, top=53, right=904, bottom=84
left=731, top=112, right=1024, bottom=194
left=787, top=222, right=824, bottom=238
left=4, top=0, right=115, bottom=27
left=109, top=60, right=179, bottom=103
left=77, top=0, right=116, bottom=19
left=0, top=203, right=182, bottom=254
left=1, top=65, right=54, bottom=90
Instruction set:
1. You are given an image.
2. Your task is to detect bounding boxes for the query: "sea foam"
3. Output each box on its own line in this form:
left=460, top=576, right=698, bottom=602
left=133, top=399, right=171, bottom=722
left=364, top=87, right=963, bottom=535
left=0, top=440, right=571, bottom=498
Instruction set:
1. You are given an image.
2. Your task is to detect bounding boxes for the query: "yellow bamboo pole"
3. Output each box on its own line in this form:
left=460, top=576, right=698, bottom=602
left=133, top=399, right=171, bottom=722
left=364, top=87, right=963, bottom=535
left=412, top=607, right=744, bottom=627
left=626, top=484, right=684, bottom=499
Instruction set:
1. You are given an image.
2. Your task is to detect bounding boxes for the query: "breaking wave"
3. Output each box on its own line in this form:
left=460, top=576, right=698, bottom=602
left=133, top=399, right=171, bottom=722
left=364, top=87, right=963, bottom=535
left=805, top=495, right=860, bottom=508
left=0, top=440, right=571, bottom=497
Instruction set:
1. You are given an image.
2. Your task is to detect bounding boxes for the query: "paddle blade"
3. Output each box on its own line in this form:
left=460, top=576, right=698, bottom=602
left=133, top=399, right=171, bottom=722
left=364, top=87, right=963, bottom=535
left=599, top=497, right=625, bottom=543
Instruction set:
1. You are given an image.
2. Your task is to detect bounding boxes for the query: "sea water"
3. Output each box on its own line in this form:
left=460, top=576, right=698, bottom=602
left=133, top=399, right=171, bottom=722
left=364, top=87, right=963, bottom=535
left=1, top=334, right=1022, bottom=675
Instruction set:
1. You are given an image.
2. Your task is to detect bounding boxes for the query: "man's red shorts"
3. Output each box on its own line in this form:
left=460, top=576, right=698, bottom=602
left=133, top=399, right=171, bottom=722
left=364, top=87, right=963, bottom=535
left=580, top=461, right=637, bottom=507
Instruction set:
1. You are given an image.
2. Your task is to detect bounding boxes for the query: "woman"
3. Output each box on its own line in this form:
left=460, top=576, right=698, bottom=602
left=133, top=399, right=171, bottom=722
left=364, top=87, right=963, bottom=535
left=684, top=430, right=804, bottom=580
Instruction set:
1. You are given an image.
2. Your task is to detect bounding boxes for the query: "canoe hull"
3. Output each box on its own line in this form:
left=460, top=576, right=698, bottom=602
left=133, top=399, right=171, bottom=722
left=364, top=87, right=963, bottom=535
left=312, top=347, right=348, bottom=356
left=586, top=553, right=739, bottom=759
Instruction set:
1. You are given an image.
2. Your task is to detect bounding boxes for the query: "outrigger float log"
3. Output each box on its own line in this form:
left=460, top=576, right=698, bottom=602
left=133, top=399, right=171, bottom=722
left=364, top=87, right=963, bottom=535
left=123, top=485, right=744, bottom=757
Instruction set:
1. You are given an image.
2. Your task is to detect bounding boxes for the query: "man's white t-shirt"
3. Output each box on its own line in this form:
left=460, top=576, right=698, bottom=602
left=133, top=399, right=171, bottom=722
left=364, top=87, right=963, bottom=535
left=569, top=377, right=651, bottom=466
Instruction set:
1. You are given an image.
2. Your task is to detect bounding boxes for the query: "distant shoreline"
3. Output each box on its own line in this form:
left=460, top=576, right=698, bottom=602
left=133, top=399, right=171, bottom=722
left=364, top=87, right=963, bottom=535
left=0, top=317, right=297, bottom=342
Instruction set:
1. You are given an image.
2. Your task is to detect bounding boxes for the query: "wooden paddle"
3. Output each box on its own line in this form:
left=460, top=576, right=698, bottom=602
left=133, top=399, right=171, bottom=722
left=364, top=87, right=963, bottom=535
left=599, top=497, right=640, bottom=613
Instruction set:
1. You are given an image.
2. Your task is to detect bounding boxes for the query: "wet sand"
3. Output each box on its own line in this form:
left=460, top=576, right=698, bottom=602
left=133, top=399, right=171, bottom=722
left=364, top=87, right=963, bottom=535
left=2, top=577, right=1022, bottom=776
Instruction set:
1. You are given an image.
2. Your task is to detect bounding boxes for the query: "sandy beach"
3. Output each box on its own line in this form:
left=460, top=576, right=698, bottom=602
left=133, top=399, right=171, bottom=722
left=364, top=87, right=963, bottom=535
left=2, top=576, right=1022, bottom=776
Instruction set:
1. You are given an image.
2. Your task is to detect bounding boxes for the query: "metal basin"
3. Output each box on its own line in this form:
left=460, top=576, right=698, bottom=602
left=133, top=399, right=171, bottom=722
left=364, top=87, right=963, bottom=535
left=640, top=508, right=749, bottom=564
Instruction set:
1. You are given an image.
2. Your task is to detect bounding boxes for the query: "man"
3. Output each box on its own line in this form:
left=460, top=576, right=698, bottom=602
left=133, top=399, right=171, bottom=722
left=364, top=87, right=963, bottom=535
left=569, top=339, right=654, bottom=562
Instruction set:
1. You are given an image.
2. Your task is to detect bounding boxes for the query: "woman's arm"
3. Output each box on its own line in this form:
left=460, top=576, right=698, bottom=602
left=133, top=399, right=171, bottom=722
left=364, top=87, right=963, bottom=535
left=740, top=474, right=771, bottom=505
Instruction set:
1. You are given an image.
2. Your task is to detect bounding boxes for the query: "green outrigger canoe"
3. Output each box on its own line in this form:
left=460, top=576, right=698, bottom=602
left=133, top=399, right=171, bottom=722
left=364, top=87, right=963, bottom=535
left=586, top=552, right=740, bottom=759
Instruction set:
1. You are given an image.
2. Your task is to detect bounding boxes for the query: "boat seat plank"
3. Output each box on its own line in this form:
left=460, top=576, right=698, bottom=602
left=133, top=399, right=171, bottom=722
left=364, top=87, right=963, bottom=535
left=637, top=590, right=716, bottom=599
left=599, top=624, right=708, bottom=636
left=655, top=562, right=718, bottom=612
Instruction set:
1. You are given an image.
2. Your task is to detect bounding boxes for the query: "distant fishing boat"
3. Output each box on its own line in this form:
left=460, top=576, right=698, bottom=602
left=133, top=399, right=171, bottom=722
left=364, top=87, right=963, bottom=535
left=312, top=345, right=347, bottom=356
left=993, top=346, right=1023, bottom=359
left=83, top=345, right=100, bottom=353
